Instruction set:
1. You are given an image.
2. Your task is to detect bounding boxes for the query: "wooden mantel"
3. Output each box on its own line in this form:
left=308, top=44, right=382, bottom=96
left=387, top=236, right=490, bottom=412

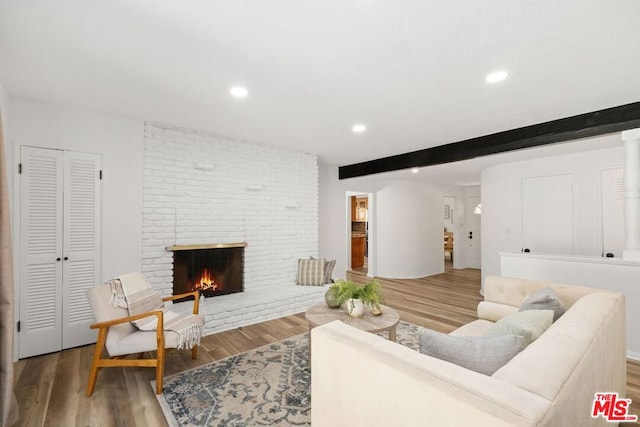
left=166, top=242, right=248, bottom=251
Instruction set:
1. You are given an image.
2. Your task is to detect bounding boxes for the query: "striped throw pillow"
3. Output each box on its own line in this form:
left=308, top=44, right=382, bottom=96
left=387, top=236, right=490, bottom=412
left=297, top=258, right=326, bottom=286
left=324, top=259, right=336, bottom=284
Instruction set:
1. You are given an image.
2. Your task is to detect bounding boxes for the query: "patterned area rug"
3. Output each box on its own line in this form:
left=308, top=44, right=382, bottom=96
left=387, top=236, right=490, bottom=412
left=153, top=321, right=422, bottom=426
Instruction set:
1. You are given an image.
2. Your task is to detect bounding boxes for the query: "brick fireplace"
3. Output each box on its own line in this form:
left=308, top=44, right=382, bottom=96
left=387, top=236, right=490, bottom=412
left=169, top=242, right=246, bottom=298
left=142, top=123, right=322, bottom=335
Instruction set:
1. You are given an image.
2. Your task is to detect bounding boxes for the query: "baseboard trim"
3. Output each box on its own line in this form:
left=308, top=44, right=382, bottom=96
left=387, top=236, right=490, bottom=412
left=627, top=350, right=640, bottom=362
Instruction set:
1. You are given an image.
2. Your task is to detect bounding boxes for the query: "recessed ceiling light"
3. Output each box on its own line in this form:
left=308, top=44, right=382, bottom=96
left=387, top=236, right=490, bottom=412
left=352, top=124, right=366, bottom=133
left=411, top=167, right=419, bottom=174
left=230, top=86, right=248, bottom=98
left=486, top=70, right=509, bottom=84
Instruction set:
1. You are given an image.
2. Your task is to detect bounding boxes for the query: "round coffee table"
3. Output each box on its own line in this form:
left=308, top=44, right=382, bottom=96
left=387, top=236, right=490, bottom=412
left=305, top=302, right=400, bottom=341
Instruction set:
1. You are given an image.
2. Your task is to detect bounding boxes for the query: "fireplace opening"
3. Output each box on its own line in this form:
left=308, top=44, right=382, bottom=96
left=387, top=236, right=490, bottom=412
left=172, top=245, right=244, bottom=299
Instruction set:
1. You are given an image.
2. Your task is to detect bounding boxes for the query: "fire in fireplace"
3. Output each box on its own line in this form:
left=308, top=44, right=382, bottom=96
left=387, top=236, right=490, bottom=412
left=170, top=243, right=245, bottom=299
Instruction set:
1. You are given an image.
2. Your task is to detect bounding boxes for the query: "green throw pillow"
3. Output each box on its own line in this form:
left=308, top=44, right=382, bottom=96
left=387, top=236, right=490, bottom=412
left=419, top=329, right=527, bottom=376
left=485, top=310, right=553, bottom=345
left=518, top=286, right=566, bottom=322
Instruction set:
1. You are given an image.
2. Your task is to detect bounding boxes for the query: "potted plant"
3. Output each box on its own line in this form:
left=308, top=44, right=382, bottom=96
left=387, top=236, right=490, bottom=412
left=359, top=279, right=384, bottom=315
left=329, top=279, right=384, bottom=317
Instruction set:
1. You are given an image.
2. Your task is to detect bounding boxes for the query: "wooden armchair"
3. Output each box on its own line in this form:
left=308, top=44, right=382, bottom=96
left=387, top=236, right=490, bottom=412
left=85, top=283, right=201, bottom=396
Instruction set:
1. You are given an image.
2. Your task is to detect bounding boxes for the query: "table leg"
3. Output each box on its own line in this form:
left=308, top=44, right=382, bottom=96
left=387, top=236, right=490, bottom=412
left=389, top=325, right=397, bottom=342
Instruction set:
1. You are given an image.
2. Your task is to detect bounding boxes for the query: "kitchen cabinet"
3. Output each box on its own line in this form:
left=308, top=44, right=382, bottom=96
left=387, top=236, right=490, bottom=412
left=351, top=196, right=357, bottom=221
left=351, top=236, right=366, bottom=269
left=355, top=197, right=368, bottom=222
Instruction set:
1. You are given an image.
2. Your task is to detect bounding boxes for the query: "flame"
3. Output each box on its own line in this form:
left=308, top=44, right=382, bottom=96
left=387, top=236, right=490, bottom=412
left=194, top=269, right=218, bottom=292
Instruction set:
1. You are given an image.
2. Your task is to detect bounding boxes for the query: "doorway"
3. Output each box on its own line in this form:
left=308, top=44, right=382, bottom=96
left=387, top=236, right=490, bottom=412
left=468, top=196, right=482, bottom=269
left=443, top=195, right=455, bottom=268
left=350, top=194, right=368, bottom=272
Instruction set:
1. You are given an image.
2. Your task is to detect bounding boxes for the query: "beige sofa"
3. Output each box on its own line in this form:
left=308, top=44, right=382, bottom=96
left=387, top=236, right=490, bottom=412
left=311, top=276, right=627, bottom=426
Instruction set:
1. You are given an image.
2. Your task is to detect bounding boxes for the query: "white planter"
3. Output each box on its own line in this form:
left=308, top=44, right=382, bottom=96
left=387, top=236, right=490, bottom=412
left=347, top=298, right=365, bottom=317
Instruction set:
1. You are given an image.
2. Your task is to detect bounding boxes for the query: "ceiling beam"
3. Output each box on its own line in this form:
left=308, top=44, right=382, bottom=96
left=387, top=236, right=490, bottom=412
left=338, top=101, right=640, bottom=180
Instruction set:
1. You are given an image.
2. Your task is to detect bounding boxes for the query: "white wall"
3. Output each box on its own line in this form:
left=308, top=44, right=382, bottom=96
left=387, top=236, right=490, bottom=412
left=377, top=180, right=443, bottom=278
left=319, top=164, right=473, bottom=279
left=9, top=98, right=144, bottom=280
left=318, top=163, right=379, bottom=278
left=142, top=123, right=319, bottom=295
left=481, top=146, right=625, bottom=281
left=443, top=195, right=455, bottom=232
left=0, top=83, right=10, bottom=204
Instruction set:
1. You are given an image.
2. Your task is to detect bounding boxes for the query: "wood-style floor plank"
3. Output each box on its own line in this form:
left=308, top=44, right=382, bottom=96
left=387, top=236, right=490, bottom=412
left=12, top=266, right=640, bottom=425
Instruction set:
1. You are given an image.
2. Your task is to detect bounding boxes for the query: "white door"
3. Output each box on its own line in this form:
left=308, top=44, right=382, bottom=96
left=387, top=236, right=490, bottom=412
left=467, top=197, right=481, bottom=269
left=19, top=147, right=64, bottom=357
left=521, top=174, right=573, bottom=254
left=62, top=151, right=101, bottom=348
left=19, top=147, right=101, bottom=358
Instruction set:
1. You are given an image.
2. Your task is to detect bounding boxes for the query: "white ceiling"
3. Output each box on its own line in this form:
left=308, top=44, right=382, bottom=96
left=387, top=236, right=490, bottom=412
left=1, top=1, right=639, bottom=184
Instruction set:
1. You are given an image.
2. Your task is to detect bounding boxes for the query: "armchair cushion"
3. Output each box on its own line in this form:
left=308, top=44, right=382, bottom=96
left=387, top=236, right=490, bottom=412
left=106, top=272, right=203, bottom=349
left=109, top=315, right=204, bottom=355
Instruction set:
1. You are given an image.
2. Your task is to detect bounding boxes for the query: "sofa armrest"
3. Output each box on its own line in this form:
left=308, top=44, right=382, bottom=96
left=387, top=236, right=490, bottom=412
left=311, top=321, right=550, bottom=427
left=477, top=301, right=518, bottom=322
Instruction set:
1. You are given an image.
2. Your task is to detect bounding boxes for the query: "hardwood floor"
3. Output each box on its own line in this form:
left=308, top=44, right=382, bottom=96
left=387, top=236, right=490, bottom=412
left=12, top=266, right=640, bottom=426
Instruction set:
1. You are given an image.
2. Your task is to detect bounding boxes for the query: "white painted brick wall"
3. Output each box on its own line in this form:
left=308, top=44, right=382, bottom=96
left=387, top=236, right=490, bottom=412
left=142, top=123, right=321, bottom=333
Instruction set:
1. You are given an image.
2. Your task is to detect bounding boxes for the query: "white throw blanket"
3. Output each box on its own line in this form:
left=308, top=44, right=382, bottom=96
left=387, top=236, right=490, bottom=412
left=109, top=272, right=203, bottom=350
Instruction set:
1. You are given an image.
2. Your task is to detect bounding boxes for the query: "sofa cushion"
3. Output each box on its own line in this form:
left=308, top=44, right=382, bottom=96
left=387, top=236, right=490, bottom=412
left=296, top=257, right=326, bottom=286
left=518, top=286, right=566, bottom=322
left=485, top=310, right=553, bottom=345
left=449, top=319, right=494, bottom=337
left=419, top=329, right=527, bottom=375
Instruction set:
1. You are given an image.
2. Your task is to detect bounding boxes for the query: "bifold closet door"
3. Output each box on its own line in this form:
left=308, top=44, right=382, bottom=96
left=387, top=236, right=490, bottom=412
left=62, top=151, right=101, bottom=349
left=601, top=168, right=625, bottom=258
left=19, top=147, right=64, bottom=358
left=19, top=146, right=101, bottom=358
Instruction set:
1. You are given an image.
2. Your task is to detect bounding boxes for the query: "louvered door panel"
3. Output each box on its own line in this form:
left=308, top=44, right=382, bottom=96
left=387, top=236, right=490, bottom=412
left=19, top=146, right=63, bottom=358
left=62, top=152, right=101, bottom=348
left=601, top=168, right=625, bottom=257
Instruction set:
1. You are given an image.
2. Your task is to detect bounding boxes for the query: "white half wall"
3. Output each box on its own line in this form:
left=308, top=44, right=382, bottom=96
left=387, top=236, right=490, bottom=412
left=501, top=252, right=640, bottom=360
left=481, top=144, right=625, bottom=282
left=9, top=98, right=144, bottom=280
